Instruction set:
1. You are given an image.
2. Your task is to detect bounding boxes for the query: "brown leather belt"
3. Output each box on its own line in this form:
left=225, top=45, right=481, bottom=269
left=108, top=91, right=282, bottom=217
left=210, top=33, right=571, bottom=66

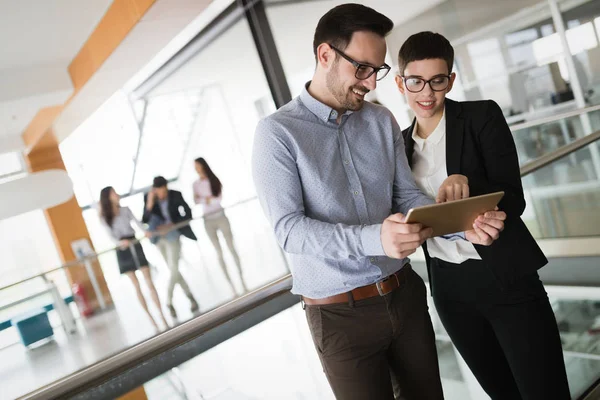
left=302, top=264, right=411, bottom=306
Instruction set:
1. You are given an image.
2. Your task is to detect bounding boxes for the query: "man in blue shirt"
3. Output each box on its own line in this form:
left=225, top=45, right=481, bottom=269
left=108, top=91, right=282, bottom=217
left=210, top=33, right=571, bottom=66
left=252, top=4, right=506, bottom=399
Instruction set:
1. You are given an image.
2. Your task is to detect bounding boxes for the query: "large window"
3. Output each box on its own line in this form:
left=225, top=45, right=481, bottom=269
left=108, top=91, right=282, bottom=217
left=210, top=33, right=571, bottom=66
left=61, top=6, right=288, bottom=316
left=132, top=90, right=203, bottom=190
left=60, top=90, right=140, bottom=206
left=143, top=16, right=275, bottom=206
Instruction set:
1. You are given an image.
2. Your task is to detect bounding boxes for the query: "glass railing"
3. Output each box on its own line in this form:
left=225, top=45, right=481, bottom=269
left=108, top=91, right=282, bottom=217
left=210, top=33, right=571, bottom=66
left=137, top=288, right=600, bottom=400
left=519, top=135, right=600, bottom=239
left=19, top=276, right=297, bottom=400
left=1, top=197, right=291, bottom=399
left=510, top=104, right=600, bottom=166
left=21, top=285, right=600, bottom=400
left=431, top=288, right=600, bottom=400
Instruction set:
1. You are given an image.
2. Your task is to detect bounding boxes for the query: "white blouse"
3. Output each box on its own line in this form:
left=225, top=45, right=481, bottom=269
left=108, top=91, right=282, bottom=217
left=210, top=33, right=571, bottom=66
left=193, top=178, right=224, bottom=218
left=411, top=111, right=481, bottom=263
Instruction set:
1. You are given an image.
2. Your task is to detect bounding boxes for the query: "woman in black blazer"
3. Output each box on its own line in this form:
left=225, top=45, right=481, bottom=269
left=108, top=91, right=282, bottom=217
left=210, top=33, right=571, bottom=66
left=395, top=32, right=570, bottom=399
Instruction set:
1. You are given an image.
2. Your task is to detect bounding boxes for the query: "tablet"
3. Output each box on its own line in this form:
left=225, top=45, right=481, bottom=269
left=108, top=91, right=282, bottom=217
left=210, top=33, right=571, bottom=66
left=404, top=191, right=505, bottom=237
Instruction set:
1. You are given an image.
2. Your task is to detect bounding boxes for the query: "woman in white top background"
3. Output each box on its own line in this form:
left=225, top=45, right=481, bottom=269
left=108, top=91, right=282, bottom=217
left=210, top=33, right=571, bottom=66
left=99, top=186, right=168, bottom=330
left=193, top=157, right=247, bottom=294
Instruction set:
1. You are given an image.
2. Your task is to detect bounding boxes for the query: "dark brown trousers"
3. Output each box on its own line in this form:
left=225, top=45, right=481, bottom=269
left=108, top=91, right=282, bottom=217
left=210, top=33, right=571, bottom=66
left=305, top=269, right=444, bottom=400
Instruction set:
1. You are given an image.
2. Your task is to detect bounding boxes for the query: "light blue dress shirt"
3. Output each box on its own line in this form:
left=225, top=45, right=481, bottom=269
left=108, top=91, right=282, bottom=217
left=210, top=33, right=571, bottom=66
left=157, top=199, right=180, bottom=242
left=252, top=84, right=438, bottom=298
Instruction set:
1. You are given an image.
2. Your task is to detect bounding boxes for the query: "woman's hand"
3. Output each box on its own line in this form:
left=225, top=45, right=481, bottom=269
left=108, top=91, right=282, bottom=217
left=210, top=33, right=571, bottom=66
left=465, top=209, right=506, bottom=246
left=436, top=174, right=469, bottom=203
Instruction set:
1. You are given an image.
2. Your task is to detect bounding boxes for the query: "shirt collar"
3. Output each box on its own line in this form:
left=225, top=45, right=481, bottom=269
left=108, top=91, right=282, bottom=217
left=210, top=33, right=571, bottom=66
left=412, top=109, right=446, bottom=151
left=300, top=82, right=354, bottom=122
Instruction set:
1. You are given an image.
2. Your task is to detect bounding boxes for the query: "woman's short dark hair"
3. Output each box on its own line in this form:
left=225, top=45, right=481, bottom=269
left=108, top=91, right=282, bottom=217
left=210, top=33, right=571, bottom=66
left=398, top=31, right=454, bottom=76
left=313, top=4, right=394, bottom=61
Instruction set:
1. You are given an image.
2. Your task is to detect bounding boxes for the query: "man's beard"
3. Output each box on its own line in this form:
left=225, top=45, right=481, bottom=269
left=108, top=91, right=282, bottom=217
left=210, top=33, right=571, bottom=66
left=326, top=63, right=368, bottom=112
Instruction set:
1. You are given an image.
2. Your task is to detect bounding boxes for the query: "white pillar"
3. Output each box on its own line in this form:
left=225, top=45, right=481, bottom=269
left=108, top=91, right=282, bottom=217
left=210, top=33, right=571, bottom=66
left=548, top=0, right=585, bottom=108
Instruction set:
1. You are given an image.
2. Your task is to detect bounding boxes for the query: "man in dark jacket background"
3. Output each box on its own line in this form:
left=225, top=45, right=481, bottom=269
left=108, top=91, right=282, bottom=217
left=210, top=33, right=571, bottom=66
left=143, top=176, right=199, bottom=319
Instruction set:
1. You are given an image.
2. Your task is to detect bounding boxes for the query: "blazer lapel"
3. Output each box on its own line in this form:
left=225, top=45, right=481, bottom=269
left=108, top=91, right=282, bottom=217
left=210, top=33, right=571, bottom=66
left=444, top=99, right=464, bottom=175
left=404, top=118, right=417, bottom=169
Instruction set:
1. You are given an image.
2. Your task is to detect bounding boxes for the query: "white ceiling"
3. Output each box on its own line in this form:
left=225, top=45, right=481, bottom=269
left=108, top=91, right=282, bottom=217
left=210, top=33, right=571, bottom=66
left=53, top=0, right=223, bottom=142
left=0, top=0, right=112, bottom=70
left=0, top=0, right=111, bottom=142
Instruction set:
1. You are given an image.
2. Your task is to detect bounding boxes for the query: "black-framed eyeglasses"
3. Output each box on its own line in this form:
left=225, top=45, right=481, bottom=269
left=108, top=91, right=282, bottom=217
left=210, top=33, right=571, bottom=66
left=329, top=44, right=391, bottom=81
left=401, top=75, right=451, bottom=93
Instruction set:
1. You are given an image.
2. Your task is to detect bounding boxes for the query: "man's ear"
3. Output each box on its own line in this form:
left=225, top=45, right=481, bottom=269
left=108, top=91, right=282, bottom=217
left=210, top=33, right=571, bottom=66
left=316, top=43, right=335, bottom=70
left=395, top=75, right=405, bottom=95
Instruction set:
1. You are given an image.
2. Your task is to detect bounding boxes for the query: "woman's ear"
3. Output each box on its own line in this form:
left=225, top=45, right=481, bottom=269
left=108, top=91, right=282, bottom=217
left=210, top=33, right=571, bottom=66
left=447, top=72, right=457, bottom=93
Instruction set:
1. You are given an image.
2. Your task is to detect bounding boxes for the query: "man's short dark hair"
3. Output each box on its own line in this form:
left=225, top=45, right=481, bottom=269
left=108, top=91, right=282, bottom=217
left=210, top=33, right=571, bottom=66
left=152, top=176, right=168, bottom=188
left=313, top=4, right=394, bottom=61
left=398, top=31, right=454, bottom=76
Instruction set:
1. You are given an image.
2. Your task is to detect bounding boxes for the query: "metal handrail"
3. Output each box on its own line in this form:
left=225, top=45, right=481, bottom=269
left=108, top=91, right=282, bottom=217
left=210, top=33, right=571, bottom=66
left=509, top=103, right=600, bottom=132
left=0, top=196, right=260, bottom=293
left=18, top=275, right=294, bottom=400
left=519, top=130, right=600, bottom=177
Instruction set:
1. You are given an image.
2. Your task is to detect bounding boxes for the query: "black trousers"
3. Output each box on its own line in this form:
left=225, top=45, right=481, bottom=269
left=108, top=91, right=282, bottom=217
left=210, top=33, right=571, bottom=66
left=431, top=258, right=570, bottom=400
left=305, top=268, right=443, bottom=400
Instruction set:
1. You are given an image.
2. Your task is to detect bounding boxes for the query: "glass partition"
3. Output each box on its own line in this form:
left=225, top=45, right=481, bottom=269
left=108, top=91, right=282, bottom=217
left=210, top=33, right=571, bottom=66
left=521, top=140, right=600, bottom=238
left=512, top=107, right=600, bottom=164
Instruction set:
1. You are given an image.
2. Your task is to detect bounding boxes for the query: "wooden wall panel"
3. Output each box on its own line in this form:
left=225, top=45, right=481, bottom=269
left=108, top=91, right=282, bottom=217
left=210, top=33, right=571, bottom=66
left=116, top=385, right=148, bottom=400
left=68, top=0, right=157, bottom=91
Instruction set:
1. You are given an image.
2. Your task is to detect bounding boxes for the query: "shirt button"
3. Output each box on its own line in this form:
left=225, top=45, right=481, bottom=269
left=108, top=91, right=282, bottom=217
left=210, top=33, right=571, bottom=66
left=354, top=191, right=359, bottom=195
left=344, top=160, right=349, bottom=165
left=370, top=257, right=375, bottom=262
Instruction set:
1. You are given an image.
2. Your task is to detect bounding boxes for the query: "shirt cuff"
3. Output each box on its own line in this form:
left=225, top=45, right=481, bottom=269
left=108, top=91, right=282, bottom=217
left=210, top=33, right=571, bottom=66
left=360, top=224, right=386, bottom=256
left=443, top=231, right=466, bottom=241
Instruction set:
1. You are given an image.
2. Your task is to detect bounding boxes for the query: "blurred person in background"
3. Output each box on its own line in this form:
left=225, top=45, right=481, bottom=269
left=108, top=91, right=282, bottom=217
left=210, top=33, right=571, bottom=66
left=99, top=186, right=168, bottom=330
left=143, top=176, right=199, bottom=319
left=193, top=157, right=247, bottom=294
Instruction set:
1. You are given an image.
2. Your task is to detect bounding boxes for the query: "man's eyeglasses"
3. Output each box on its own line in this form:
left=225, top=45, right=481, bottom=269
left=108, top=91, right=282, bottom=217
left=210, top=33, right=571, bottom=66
left=401, top=75, right=451, bottom=93
left=329, top=45, right=391, bottom=81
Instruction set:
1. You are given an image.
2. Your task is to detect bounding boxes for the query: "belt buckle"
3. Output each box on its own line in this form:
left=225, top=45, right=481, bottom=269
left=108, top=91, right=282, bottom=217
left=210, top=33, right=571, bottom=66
left=376, top=273, right=401, bottom=296
left=376, top=278, right=389, bottom=296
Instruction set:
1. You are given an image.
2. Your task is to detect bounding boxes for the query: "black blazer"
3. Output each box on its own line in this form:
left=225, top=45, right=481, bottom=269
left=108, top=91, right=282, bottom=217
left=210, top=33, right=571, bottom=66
left=142, top=190, right=197, bottom=241
left=402, top=98, right=547, bottom=286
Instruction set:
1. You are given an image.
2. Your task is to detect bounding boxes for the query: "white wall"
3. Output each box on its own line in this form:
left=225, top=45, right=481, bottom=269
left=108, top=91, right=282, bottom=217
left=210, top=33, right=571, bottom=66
left=0, top=210, right=63, bottom=298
